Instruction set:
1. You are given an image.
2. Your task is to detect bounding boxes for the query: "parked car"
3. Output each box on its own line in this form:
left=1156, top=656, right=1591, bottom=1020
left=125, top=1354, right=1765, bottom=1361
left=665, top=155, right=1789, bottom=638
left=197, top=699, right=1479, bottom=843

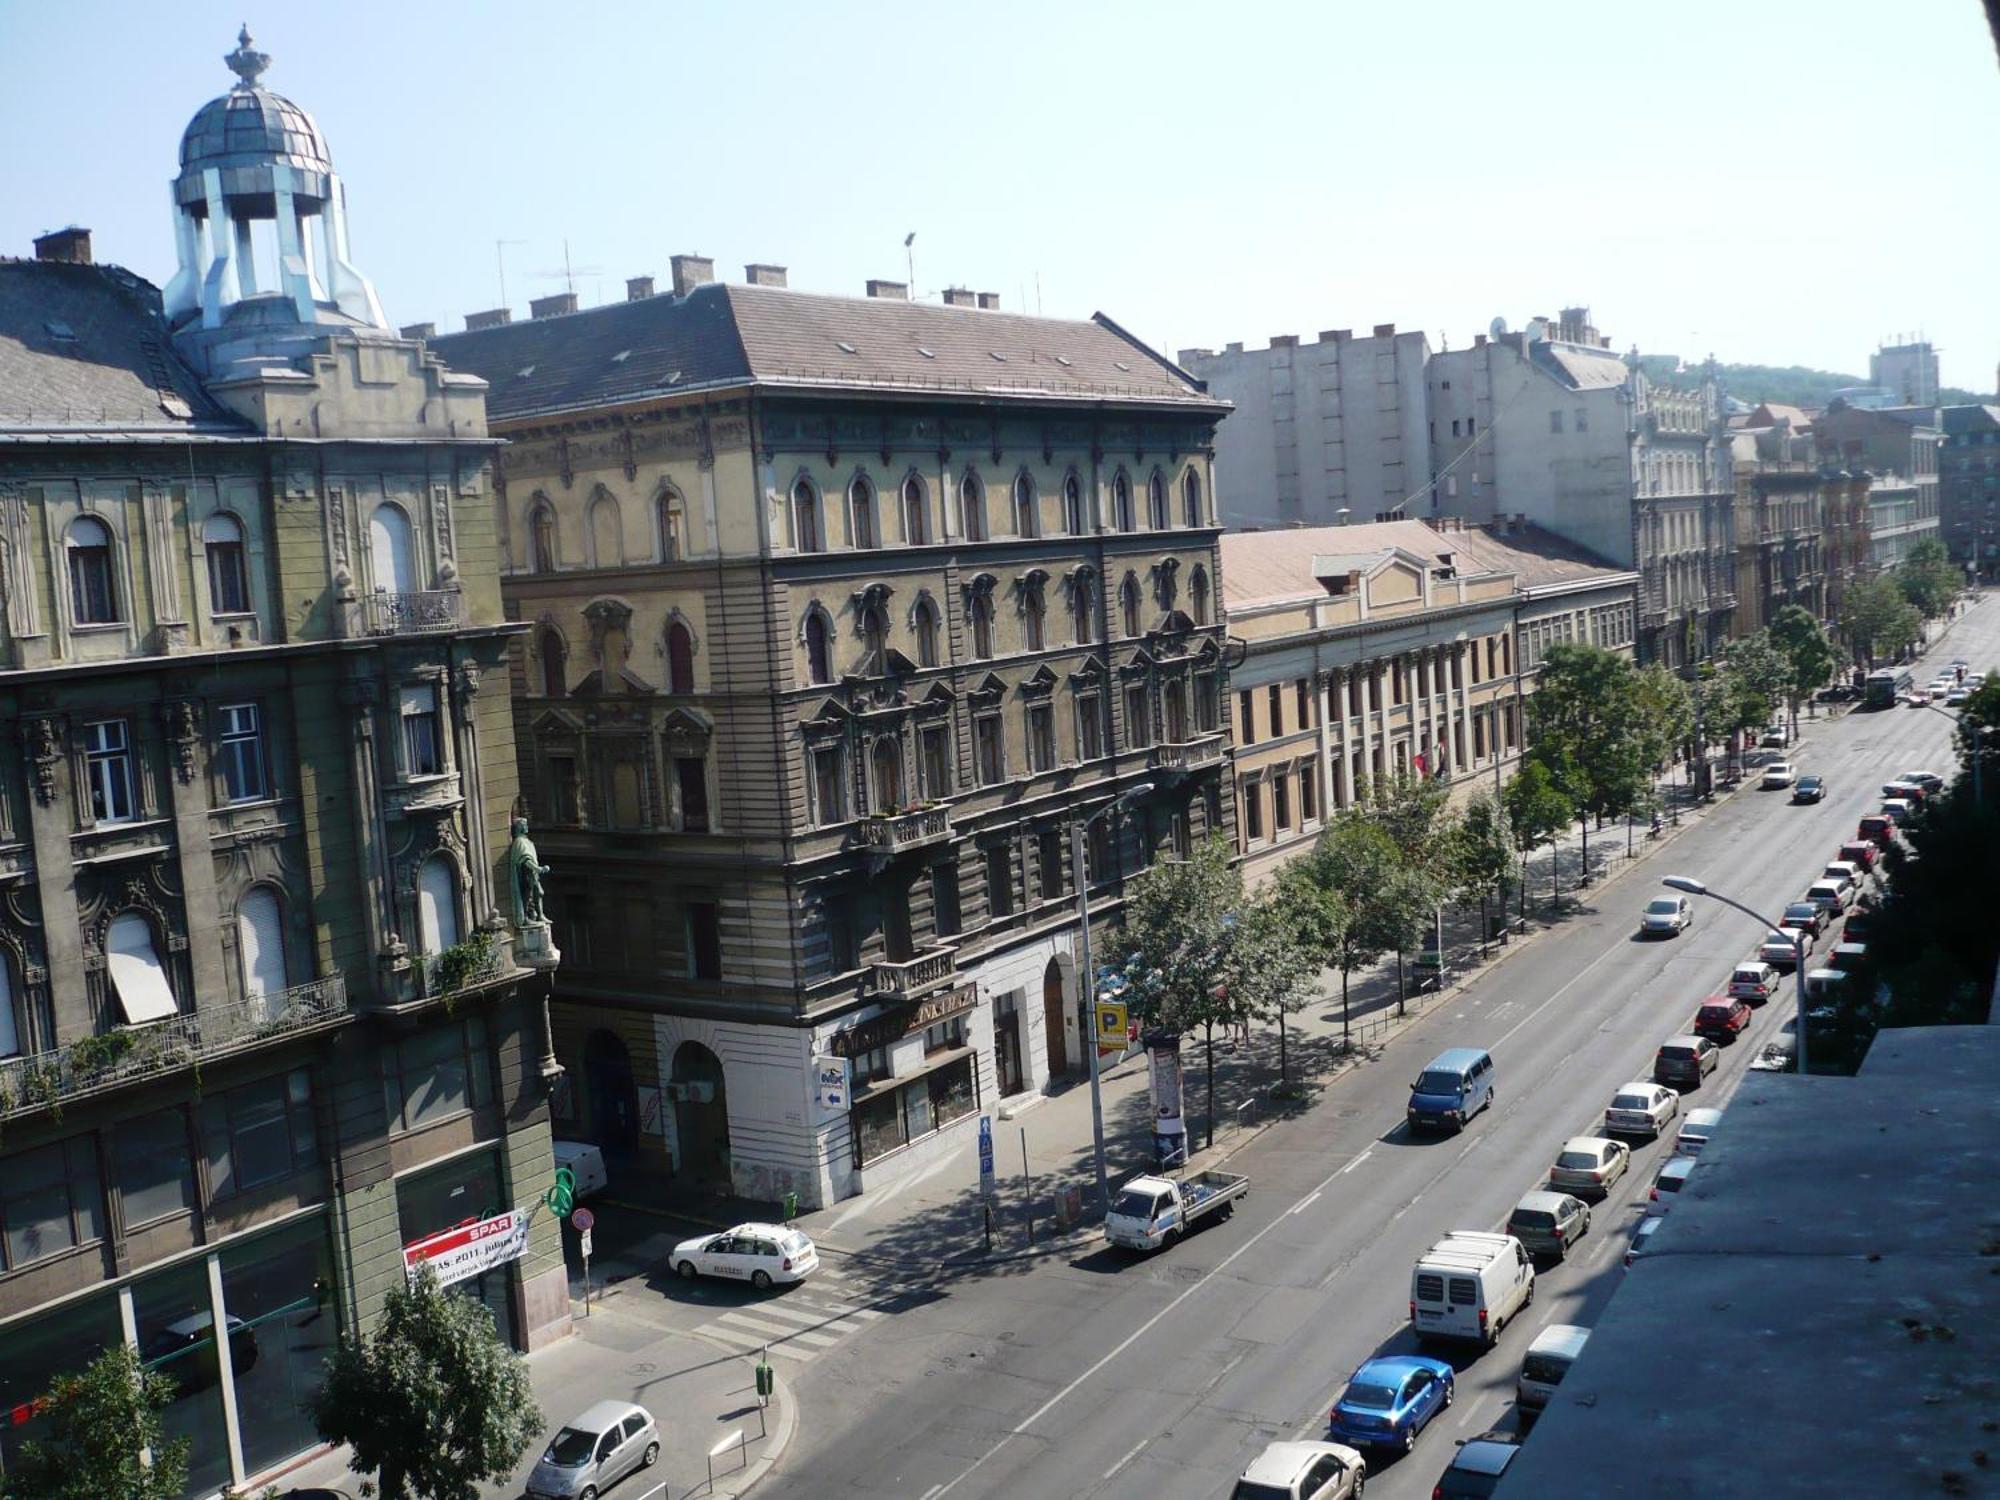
left=1727, top=961, right=1778, bottom=1003
left=551, top=1139, right=609, bottom=1200
left=1828, top=941, right=1868, bottom=974
left=1822, top=860, right=1864, bottom=891
left=1653, top=1035, right=1719, bottom=1088
left=1839, top=838, right=1879, bottom=871
left=1945, top=687, right=1971, bottom=706
left=1231, top=1441, right=1366, bottom=1500
left=1881, top=780, right=1928, bottom=808
left=1760, top=724, right=1791, bottom=748
left=1692, top=997, right=1753, bottom=1044
left=1605, top=1081, right=1680, bottom=1138
left=1880, top=798, right=1915, bottom=825
left=1506, top=1190, right=1592, bottom=1262
left=1803, top=879, right=1853, bottom=916
left=1676, top=1106, right=1724, bottom=1156
left=672, top=1223, right=820, bottom=1288
left=1780, top=901, right=1829, bottom=939
left=1844, top=905, right=1880, bottom=943
left=1748, top=1039, right=1795, bottom=1072
left=1516, top=1324, right=1591, bottom=1418
left=1647, top=1156, right=1697, bottom=1217
left=526, top=1401, right=660, bottom=1500
left=1760, top=761, right=1797, bottom=789
left=1760, top=928, right=1808, bottom=968
left=1857, top=813, right=1896, bottom=849
left=1547, top=1135, right=1631, bottom=1197
left=1433, top=1432, right=1521, bottom=1499
left=1625, top=1215, right=1666, bottom=1266
left=1638, top=895, right=1693, bottom=937
left=1327, top=1354, right=1455, bottom=1453
left=1409, top=1232, right=1535, bottom=1348
left=1899, top=771, right=1945, bottom=796
left=1791, top=773, right=1826, bottom=803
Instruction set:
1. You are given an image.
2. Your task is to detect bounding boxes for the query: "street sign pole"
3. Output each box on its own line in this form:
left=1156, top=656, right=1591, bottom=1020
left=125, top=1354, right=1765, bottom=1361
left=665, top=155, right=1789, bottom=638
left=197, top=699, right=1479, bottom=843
left=572, top=1207, right=596, bottom=1316
left=977, top=1114, right=996, bottom=1253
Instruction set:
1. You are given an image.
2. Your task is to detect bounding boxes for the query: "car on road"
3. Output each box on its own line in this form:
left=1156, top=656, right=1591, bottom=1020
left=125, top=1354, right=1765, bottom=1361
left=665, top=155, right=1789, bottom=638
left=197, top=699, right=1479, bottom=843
left=1881, top=780, right=1929, bottom=808
left=671, top=1223, right=819, bottom=1289
left=1605, top=1081, right=1680, bottom=1138
left=1507, top=1190, right=1592, bottom=1261
left=1232, top=1440, right=1366, bottom=1500
left=1432, top=1431, right=1521, bottom=1499
left=1547, top=1135, right=1631, bottom=1197
left=1748, top=1039, right=1795, bottom=1072
left=1838, top=838, right=1879, bottom=871
left=1822, top=860, right=1864, bottom=893
left=1760, top=928, right=1808, bottom=968
left=1728, top=961, right=1778, bottom=1003
left=1946, top=687, right=1971, bottom=706
left=1406, top=1048, right=1497, bottom=1134
left=1804, top=879, right=1853, bottom=916
left=1638, top=895, right=1693, bottom=937
left=1780, top=900, right=1829, bottom=939
left=526, top=1401, right=660, bottom=1500
left=1760, top=724, right=1792, bottom=748
left=1843, top=905, right=1880, bottom=942
left=1676, top=1106, right=1725, bottom=1156
left=1791, top=773, right=1826, bottom=803
left=1327, top=1354, right=1455, bottom=1453
left=1828, top=941, right=1869, bottom=974
left=1409, top=1232, right=1535, bottom=1347
left=1647, top=1156, right=1697, bottom=1217
left=1857, top=813, right=1896, bottom=849
left=1516, top=1324, right=1591, bottom=1419
left=1653, top=1034, right=1719, bottom=1088
left=1899, top=771, right=1945, bottom=796
left=1625, top=1215, right=1666, bottom=1267
left=1692, top=997, right=1753, bottom=1044
left=1906, top=687, right=1932, bottom=705
left=1880, top=798, right=1915, bottom=825
left=1760, top=760, right=1796, bottom=789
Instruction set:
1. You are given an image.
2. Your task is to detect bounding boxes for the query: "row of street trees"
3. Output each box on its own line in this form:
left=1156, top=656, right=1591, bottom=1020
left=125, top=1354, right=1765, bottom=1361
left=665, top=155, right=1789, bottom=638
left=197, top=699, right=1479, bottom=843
left=1837, top=536, right=1964, bottom=668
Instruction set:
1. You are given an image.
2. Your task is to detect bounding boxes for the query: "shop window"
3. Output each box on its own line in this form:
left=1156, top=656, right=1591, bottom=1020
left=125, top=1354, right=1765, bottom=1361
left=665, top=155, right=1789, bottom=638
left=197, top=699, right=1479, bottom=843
left=221, top=1216, right=339, bottom=1476
left=0, top=1135, right=102, bottom=1271
left=0, top=1293, right=121, bottom=1475
left=851, top=1054, right=977, bottom=1166
left=116, top=1107, right=194, bottom=1226
left=133, top=1258, right=234, bottom=1498
left=202, top=1068, right=317, bottom=1199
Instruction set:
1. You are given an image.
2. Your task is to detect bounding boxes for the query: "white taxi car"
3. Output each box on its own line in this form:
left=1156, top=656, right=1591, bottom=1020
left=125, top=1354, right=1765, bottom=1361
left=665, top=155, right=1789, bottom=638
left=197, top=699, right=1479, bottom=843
left=672, top=1223, right=820, bottom=1290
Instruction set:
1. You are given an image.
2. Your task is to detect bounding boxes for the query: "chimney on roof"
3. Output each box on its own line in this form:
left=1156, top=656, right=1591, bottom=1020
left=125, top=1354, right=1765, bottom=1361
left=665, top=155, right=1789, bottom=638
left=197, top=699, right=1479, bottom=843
left=942, top=287, right=977, bottom=308
left=626, top=276, right=655, bottom=301
left=1270, top=334, right=1298, bottom=349
left=866, top=279, right=909, bottom=300
left=529, top=292, right=578, bottom=320
left=33, top=227, right=91, bottom=264
left=670, top=255, right=715, bottom=297
left=976, top=292, right=1000, bottom=310
left=745, top=264, right=788, bottom=288
left=464, top=308, right=512, bottom=331
left=1473, top=333, right=1488, bottom=348
left=1224, top=341, right=1245, bottom=354
left=1330, top=329, right=1352, bottom=345
left=1373, top=323, right=1396, bottom=338
left=399, top=321, right=435, bottom=341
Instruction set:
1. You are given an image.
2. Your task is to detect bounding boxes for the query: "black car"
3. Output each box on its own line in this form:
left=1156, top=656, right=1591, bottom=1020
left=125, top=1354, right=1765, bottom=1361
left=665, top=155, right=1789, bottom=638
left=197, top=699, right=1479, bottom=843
left=1792, top=774, right=1826, bottom=804
left=1435, top=1431, right=1520, bottom=1498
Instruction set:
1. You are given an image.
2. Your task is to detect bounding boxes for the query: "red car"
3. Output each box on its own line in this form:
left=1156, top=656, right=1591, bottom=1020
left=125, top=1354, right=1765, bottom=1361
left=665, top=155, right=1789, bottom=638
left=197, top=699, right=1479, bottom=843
left=1857, top=814, right=1895, bottom=849
left=1838, top=839, right=1878, bottom=871
left=1692, top=996, right=1754, bottom=1044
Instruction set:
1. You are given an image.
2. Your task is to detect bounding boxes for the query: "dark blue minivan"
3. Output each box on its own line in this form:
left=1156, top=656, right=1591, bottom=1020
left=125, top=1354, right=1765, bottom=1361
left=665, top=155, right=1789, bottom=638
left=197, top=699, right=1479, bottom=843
left=1407, top=1047, right=1496, bottom=1133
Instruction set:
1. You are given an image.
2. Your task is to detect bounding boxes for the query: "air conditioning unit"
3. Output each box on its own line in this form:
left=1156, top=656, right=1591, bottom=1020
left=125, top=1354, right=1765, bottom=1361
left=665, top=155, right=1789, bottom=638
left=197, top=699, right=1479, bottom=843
left=664, top=1081, right=716, bottom=1105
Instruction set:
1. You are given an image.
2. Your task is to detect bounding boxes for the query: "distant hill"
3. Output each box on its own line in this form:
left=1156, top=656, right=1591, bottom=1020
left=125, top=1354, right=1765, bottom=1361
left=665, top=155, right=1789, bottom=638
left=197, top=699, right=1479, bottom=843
left=1634, top=355, right=1993, bottom=410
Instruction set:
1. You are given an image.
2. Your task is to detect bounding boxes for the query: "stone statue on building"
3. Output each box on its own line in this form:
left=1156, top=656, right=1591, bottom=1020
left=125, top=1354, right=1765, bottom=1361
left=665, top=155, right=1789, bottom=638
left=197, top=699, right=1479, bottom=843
left=508, top=817, right=549, bottom=926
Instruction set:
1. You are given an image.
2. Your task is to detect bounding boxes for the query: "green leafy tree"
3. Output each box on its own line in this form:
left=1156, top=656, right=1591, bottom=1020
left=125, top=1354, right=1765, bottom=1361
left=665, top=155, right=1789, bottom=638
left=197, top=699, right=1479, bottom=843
left=1, top=1344, right=189, bottom=1500
left=1839, top=577, right=1922, bottom=667
left=1294, top=814, right=1403, bottom=1043
left=1767, top=604, right=1842, bottom=731
left=1715, top=632, right=1789, bottom=770
left=1503, top=758, right=1574, bottom=917
left=1895, top=536, right=1960, bottom=620
left=1217, top=894, right=1321, bottom=1086
left=311, top=1265, right=544, bottom=1500
left=1453, top=790, right=1514, bottom=942
left=1364, top=774, right=1459, bottom=1002
left=1524, top=644, right=1651, bottom=872
left=1631, top=663, right=1693, bottom=809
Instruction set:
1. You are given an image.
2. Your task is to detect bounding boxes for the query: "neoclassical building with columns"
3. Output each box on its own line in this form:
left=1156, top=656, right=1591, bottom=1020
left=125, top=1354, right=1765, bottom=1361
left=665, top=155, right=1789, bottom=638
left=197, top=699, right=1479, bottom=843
left=1221, top=518, right=1636, bottom=888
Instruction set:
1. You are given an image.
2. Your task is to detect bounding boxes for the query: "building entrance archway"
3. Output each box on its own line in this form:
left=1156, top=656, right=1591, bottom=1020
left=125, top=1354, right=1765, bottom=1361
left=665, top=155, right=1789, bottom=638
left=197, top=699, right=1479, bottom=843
left=671, top=1041, right=731, bottom=1190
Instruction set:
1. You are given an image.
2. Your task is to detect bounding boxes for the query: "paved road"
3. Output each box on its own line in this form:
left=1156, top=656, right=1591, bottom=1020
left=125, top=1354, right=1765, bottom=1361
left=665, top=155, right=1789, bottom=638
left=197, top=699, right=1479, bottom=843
left=758, top=609, right=1995, bottom=1500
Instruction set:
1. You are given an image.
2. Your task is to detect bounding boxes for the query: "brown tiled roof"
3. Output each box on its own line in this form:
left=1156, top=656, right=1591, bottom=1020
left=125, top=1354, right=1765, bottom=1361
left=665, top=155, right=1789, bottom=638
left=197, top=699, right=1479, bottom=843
left=433, top=281, right=1220, bottom=422
left=1220, top=519, right=1485, bottom=609
left=1446, top=522, right=1632, bottom=590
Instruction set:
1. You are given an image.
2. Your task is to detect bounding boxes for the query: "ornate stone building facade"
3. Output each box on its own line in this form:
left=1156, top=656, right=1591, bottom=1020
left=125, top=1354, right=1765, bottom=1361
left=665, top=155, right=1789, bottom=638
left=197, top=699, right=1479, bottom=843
left=433, top=270, right=1233, bottom=1209
left=0, top=35, right=564, bottom=1495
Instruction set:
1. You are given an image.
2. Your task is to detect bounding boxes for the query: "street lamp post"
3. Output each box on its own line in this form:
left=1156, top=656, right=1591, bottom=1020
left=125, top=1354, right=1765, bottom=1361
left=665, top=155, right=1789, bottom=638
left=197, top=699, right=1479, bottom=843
left=1069, top=781, right=1155, bottom=1216
left=1662, top=875, right=1808, bottom=1076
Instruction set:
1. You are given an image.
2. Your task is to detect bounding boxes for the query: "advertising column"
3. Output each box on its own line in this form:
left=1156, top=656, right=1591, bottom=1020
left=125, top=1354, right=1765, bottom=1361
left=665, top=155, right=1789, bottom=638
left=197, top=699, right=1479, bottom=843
left=1145, top=1031, right=1186, bottom=1168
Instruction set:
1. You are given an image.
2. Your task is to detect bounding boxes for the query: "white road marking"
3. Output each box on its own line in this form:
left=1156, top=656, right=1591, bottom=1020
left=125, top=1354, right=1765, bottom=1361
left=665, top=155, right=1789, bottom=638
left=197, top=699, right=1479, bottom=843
left=1290, top=1190, right=1324, bottom=1215
left=1338, top=1148, right=1375, bottom=1175
left=1102, top=1441, right=1148, bottom=1480
left=832, top=1155, right=950, bottom=1229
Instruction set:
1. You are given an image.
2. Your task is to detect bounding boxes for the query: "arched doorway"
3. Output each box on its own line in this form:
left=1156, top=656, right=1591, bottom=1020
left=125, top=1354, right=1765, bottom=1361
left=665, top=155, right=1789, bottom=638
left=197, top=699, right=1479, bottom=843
left=583, top=1030, right=639, bottom=1159
left=672, top=1041, right=731, bottom=1190
left=1042, top=957, right=1070, bottom=1078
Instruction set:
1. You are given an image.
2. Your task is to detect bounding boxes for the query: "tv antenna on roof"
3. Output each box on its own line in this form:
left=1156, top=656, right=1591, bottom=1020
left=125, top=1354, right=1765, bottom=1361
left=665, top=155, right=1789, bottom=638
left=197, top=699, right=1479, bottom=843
left=495, top=239, right=527, bottom=309
left=534, top=240, right=603, bottom=297
left=904, top=232, right=917, bottom=299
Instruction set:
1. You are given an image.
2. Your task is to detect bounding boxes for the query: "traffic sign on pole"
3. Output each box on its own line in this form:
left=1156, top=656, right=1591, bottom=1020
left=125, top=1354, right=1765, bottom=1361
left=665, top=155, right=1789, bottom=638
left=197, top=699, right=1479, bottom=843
left=571, top=1206, right=595, bottom=1233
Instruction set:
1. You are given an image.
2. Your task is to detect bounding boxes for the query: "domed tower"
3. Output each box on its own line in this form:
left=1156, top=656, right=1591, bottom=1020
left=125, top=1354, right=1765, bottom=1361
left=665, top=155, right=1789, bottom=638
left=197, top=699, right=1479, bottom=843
left=163, top=28, right=388, bottom=370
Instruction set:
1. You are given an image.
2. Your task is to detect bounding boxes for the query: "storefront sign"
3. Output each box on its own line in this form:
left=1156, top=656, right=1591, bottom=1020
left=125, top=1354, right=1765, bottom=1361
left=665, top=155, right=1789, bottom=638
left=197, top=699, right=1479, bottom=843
left=1095, top=999, right=1128, bottom=1050
left=402, top=1208, right=530, bottom=1290
left=813, top=1054, right=851, bottom=1111
left=828, top=982, right=978, bottom=1057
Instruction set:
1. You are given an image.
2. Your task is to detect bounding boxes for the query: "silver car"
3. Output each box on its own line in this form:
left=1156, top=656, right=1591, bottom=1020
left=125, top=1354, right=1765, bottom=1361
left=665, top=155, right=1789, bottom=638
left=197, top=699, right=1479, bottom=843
left=527, top=1401, right=660, bottom=1499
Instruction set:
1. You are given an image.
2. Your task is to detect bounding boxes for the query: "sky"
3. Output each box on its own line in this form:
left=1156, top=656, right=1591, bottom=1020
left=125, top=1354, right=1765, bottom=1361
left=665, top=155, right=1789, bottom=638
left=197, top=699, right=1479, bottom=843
left=3, top=0, right=1997, bottom=392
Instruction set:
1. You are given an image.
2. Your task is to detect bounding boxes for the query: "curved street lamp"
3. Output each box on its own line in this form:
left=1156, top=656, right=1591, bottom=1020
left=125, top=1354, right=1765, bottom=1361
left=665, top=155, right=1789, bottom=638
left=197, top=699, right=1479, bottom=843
left=1662, top=875, right=1809, bottom=1076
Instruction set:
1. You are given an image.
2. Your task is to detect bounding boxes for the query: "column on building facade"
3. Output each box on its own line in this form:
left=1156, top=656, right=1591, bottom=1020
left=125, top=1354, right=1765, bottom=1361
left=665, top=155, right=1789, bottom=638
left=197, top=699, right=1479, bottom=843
left=1456, top=641, right=1474, bottom=772
left=1343, top=665, right=1364, bottom=807
left=1375, top=660, right=1393, bottom=784
left=1314, top=667, right=1336, bottom=821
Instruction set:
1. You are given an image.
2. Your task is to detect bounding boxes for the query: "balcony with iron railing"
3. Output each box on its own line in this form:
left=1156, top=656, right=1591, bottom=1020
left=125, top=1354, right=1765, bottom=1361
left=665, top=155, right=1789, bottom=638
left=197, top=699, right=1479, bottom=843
left=1150, top=734, right=1225, bottom=773
left=864, top=948, right=956, bottom=1003
left=856, top=805, right=954, bottom=856
left=0, top=976, right=349, bottom=1123
left=415, top=934, right=516, bottom=1003
left=363, top=590, right=462, bottom=636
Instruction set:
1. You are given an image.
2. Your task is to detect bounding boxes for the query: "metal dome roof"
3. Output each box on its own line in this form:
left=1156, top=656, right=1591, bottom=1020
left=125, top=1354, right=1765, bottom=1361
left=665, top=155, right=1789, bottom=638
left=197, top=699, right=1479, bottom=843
left=173, top=29, right=333, bottom=208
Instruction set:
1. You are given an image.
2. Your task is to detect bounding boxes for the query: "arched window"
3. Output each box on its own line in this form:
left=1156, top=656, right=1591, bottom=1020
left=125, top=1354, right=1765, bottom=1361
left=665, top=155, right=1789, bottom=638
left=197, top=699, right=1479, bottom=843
left=1147, top=472, right=1168, bottom=529
left=902, top=475, right=929, bottom=545
left=237, top=887, right=289, bottom=1006
left=1071, top=571, right=1095, bottom=644
left=970, top=590, right=995, bottom=660
left=871, top=738, right=904, bottom=812
left=68, top=516, right=119, bottom=624
left=850, top=477, right=878, bottom=549
left=417, top=855, right=460, bottom=955
left=860, top=604, right=889, bottom=673
left=588, top=491, right=624, bottom=567
left=792, top=479, right=824, bottom=553
left=203, top=513, right=249, bottom=614
left=106, top=911, right=176, bottom=1023
left=530, top=505, right=558, bottom=572
left=1062, top=473, right=1084, bottom=535
left=1013, top=474, right=1037, bottom=537
left=804, top=611, right=832, bottom=685
left=369, top=504, right=418, bottom=595
left=914, top=599, right=941, bottom=668
left=1113, top=473, right=1134, bottom=532
left=1024, top=590, right=1046, bottom=652
left=1120, top=573, right=1143, bottom=637
left=1183, top=469, right=1204, bottom=527
left=960, top=471, right=987, bottom=542
left=658, top=492, right=686, bottom=562
left=0, top=955, right=21, bottom=1058
left=537, top=627, right=566, bottom=697
left=1190, top=566, right=1212, bottom=626
left=667, top=620, right=696, bottom=693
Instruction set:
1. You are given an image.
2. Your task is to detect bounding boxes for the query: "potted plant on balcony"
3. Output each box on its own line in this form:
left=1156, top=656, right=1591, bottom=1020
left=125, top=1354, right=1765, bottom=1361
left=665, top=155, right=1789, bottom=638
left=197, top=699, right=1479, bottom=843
left=433, top=930, right=499, bottom=1006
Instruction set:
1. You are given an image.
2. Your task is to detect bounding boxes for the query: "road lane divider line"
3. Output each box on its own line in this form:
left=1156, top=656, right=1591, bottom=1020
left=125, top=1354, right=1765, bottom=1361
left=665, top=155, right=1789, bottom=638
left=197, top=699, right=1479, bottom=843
left=1290, top=1190, right=1323, bottom=1215
left=1102, top=1441, right=1148, bottom=1481
left=1338, top=1148, right=1374, bottom=1175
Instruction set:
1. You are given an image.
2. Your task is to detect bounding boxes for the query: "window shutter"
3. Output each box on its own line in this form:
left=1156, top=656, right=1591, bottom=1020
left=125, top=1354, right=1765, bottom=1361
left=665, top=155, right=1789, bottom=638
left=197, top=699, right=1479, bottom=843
left=238, top=888, right=289, bottom=1010
left=418, top=857, right=460, bottom=954
left=107, top=913, right=177, bottom=1023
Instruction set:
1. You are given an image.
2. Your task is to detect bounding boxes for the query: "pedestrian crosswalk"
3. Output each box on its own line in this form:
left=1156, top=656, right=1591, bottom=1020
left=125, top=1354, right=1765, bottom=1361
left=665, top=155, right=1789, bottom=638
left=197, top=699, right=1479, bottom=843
left=687, top=1263, right=890, bottom=1365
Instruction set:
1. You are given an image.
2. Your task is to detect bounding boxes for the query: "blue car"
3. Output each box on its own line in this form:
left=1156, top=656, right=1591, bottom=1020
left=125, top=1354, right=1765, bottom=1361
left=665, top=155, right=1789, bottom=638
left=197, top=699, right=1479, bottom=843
left=1328, top=1354, right=1455, bottom=1452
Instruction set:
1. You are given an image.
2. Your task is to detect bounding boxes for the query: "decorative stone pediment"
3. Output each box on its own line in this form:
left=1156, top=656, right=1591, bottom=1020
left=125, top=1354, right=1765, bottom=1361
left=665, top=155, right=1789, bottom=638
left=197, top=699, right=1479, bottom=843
left=968, top=672, right=1008, bottom=705
left=1019, top=664, right=1059, bottom=698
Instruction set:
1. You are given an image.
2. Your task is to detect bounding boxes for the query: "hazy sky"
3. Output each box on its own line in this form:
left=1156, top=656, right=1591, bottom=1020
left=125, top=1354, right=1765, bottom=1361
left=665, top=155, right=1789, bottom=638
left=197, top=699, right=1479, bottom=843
left=4, top=1, right=1995, bottom=391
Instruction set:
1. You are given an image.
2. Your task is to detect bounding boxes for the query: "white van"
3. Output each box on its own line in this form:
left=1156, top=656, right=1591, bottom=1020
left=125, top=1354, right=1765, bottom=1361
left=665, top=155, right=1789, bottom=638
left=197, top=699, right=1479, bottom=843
left=1676, top=1107, right=1724, bottom=1156
left=552, top=1139, right=609, bottom=1200
left=1410, top=1231, right=1535, bottom=1347
left=1516, top=1323, right=1590, bottom=1415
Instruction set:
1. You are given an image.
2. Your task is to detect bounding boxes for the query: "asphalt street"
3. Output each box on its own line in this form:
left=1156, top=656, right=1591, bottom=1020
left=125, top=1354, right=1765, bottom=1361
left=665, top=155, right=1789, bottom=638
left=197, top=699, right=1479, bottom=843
left=758, top=607, right=1995, bottom=1500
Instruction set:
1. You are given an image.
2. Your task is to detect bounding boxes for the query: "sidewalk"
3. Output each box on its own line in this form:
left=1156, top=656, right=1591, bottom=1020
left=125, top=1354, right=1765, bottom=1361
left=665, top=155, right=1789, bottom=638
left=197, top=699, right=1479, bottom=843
left=273, top=1299, right=792, bottom=1500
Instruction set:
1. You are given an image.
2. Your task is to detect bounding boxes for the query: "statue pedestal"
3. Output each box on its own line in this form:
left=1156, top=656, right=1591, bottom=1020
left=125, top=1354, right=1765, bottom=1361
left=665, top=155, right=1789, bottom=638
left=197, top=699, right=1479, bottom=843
left=516, top=920, right=561, bottom=971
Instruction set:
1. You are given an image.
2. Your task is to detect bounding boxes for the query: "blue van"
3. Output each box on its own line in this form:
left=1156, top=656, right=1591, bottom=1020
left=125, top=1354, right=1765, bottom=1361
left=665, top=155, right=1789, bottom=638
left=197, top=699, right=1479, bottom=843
left=1407, top=1047, right=1496, bottom=1133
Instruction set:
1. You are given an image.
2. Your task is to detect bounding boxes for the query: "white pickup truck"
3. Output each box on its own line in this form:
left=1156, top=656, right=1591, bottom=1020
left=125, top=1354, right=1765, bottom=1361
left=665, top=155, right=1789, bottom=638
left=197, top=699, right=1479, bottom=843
left=1103, top=1170, right=1248, bottom=1252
